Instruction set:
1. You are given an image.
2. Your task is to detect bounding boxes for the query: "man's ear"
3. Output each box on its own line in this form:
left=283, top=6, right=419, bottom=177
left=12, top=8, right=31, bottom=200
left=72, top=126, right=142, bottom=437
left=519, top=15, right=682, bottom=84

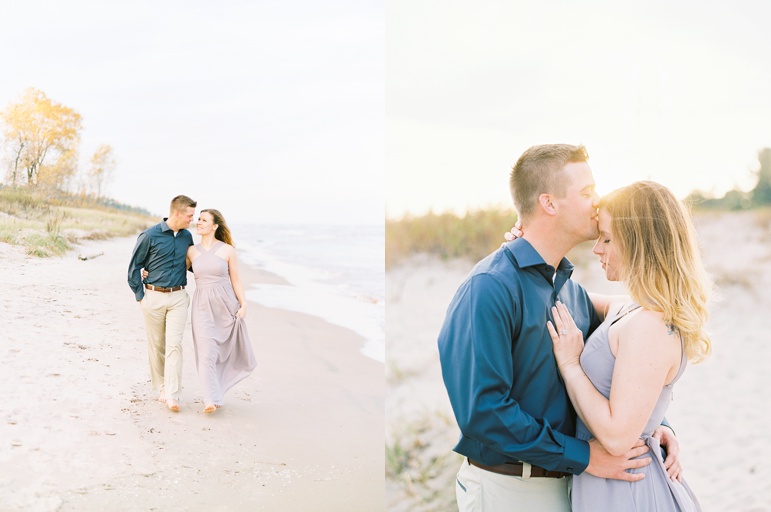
left=538, top=193, right=558, bottom=216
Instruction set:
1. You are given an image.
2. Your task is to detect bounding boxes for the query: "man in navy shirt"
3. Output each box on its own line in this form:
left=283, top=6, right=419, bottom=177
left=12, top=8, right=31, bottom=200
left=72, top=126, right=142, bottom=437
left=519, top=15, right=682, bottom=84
left=128, top=195, right=196, bottom=412
left=439, top=145, right=677, bottom=510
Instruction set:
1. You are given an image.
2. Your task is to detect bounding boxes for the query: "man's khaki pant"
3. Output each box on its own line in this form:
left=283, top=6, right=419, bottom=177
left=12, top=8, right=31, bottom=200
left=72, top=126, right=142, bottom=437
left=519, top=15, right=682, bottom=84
left=140, top=289, right=189, bottom=400
left=456, top=459, right=571, bottom=512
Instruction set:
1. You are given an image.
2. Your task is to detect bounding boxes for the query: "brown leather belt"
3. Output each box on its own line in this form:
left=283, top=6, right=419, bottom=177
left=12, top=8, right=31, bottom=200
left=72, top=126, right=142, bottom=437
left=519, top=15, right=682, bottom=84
left=145, top=284, right=185, bottom=293
left=468, top=458, right=569, bottom=478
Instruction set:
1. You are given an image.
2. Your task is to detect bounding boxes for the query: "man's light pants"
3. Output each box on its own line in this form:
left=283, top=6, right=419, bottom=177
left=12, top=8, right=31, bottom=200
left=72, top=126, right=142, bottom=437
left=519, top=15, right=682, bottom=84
left=456, top=459, right=571, bottom=511
left=140, top=289, right=189, bottom=401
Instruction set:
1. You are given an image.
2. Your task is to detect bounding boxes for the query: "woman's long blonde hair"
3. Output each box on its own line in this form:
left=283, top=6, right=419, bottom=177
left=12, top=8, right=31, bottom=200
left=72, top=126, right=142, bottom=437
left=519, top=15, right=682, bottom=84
left=600, top=181, right=711, bottom=362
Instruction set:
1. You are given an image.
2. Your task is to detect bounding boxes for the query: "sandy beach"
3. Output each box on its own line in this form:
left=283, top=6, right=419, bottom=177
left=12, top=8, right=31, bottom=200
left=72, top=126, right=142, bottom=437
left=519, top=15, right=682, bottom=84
left=0, top=235, right=384, bottom=511
left=386, top=209, right=771, bottom=512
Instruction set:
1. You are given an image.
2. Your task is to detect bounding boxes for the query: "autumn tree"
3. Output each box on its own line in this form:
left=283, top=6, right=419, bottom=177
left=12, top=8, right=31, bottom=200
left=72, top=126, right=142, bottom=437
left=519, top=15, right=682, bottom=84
left=1, top=88, right=82, bottom=189
left=88, top=144, right=117, bottom=199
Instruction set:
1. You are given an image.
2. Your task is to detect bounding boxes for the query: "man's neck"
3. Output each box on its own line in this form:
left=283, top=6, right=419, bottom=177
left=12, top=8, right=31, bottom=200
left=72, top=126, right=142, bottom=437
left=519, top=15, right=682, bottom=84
left=166, top=218, right=182, bottom=233
left=520, top=219, right=576, bottom=270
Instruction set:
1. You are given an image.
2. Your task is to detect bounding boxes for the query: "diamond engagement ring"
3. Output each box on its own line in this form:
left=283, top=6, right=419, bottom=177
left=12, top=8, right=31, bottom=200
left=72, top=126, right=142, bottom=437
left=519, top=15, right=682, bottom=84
left=560, top=330, right=567, bottom=335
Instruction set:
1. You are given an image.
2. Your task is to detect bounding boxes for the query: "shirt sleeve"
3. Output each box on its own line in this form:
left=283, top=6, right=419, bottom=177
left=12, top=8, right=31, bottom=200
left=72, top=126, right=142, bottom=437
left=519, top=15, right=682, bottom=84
left=127, top=232, right=150, bottom=301
left=439, top=273, right=590, bottom=473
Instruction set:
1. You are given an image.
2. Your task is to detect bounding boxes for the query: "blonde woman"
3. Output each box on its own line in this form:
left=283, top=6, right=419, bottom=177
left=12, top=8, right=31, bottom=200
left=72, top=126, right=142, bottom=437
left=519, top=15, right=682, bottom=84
left=548, top=181, right=709, bottom=511
left=187, top=209, right=256, bottom=413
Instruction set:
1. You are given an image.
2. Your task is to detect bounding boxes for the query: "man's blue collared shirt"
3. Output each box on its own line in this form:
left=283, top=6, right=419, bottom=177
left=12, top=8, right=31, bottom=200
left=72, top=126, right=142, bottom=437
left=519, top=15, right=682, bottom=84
left=127, top=219, right=193, bottom=301
left=438, top=238, right=601, bottom=474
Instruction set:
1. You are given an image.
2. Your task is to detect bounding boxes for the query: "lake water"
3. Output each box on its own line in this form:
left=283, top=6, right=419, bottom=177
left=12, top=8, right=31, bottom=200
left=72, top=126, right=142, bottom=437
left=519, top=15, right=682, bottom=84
left=232, top=223, right=384, bottom=363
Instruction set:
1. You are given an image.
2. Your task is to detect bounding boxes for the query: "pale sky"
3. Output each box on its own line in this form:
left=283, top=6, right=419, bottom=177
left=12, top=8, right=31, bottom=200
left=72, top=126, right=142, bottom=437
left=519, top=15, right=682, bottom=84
left=386, top=1, right=771, bottom=218
left=0, top=0, right=384, bottom=225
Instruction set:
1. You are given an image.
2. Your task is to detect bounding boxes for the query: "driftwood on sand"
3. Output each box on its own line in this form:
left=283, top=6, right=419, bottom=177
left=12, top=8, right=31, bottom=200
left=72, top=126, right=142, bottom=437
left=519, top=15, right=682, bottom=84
left=78, top=251, right=104, bottom=261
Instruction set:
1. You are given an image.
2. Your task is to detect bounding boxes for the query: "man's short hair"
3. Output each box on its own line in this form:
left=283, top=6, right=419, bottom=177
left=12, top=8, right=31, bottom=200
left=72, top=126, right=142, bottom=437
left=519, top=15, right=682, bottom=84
left=170, top=195, right=197, bottom=214
left=509, top=144, right=589, bottom=217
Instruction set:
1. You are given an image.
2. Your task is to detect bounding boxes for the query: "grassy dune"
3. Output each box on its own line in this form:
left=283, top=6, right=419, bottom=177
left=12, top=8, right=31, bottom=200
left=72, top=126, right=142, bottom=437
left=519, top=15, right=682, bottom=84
left=0, top=187, right=155, bottom=257
left=385, top=207, right=605, bottom=271
left=384, top=205, right=762, bottom=271
left=386, top=208, right=519, bottom=269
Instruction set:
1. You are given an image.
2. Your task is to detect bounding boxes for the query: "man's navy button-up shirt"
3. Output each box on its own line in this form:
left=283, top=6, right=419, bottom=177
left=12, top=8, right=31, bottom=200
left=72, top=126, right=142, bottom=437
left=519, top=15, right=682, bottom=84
left=127, top=219, right=194, bottom=301
left=438, top=238, right=601, bottom=474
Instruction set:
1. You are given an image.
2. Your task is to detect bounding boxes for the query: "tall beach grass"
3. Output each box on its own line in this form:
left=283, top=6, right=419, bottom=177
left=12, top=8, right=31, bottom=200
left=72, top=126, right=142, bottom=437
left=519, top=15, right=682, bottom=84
left=386, top=208, right=519, bottom=269
left=0, top=186, right=155, bottom=257
left=385, top=207, right=603, bottom=270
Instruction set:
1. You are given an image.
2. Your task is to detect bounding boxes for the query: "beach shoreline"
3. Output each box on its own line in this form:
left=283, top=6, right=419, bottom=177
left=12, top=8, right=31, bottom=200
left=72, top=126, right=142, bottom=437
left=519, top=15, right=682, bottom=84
left=1, top=235, right=383, bottom=511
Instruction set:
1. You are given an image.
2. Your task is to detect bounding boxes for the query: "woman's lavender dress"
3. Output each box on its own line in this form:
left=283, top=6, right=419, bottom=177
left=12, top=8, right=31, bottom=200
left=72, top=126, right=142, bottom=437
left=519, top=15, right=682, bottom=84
left=571, top=304, right=701, bottom=511
left=191, top=242, right=256, bottom=406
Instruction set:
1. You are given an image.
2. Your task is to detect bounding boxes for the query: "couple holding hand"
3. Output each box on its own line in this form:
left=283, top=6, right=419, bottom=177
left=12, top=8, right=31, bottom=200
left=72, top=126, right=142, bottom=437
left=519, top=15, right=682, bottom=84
left=127, top=195, right=256, bottom=414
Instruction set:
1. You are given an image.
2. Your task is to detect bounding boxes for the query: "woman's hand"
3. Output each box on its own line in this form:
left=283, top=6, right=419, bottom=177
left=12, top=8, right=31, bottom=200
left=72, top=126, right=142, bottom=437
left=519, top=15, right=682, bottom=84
left=141, top=268, right=149, bottom=279
left=546, top=301, right=585, bottom=371
left=653, top=426, right=683, bottom=482
left=503, top=221, right=524, bottom=242
left=236, top=306, right=247, bottom=319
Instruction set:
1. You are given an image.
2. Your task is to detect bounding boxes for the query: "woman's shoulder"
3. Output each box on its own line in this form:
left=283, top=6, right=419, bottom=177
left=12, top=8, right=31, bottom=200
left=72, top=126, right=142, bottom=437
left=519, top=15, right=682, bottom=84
left=615, top=307, right=682, bottom=375
left=618, top=307, right=676, bottom=342
left=215, top=241, right=235, bottom=257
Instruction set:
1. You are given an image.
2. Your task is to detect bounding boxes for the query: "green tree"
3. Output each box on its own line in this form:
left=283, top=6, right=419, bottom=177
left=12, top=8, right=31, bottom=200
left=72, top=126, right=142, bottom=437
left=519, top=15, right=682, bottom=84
left=752, top=147, right=771, bottom=205
left=1, top=88, right=82, bottom=189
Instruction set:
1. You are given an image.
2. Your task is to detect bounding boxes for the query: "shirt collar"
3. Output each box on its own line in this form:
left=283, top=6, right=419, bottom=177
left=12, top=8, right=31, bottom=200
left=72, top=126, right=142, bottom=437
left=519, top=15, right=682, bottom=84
left=503, top=238, right=575, bottom=295
left=503, top=238, right=574, bottom=272
left=161, top=218, right=173, bottom=233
